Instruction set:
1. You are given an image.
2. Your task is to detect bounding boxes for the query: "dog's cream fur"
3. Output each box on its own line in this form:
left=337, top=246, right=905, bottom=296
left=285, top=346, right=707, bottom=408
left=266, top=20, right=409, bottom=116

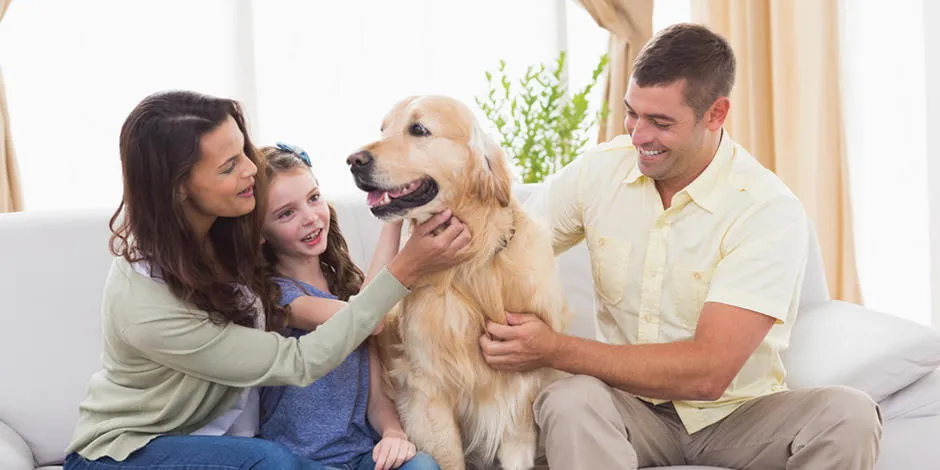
left=351, top=96, right=569, bottom=470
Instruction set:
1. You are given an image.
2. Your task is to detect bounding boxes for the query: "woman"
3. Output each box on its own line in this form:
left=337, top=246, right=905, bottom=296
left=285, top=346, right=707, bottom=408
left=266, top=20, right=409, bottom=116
left=63, top=90, right=470, bottom=469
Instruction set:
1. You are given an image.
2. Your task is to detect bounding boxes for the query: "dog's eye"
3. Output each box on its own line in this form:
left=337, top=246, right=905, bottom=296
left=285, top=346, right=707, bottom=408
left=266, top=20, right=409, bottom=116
left=409, top=123, right=430, bottom=137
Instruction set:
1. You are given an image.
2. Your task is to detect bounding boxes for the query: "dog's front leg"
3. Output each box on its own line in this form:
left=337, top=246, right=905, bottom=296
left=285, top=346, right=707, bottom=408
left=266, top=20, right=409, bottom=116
left=495, top=382, right=539, bottom=470
left=400, top=391, right=466, bottom=470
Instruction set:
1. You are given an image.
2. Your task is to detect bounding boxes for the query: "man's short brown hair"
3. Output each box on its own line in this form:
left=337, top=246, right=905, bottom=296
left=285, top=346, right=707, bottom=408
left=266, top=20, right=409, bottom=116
left=633, top=23, right=736, bottom=120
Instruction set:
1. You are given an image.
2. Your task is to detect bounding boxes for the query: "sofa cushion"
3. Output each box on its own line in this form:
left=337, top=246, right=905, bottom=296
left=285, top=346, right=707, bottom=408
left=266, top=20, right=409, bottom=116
left=782, top=300, right=940, bottom=401
left=874, top=415, right=940, bottom=470
left=879, top=368, right=940, bottom=421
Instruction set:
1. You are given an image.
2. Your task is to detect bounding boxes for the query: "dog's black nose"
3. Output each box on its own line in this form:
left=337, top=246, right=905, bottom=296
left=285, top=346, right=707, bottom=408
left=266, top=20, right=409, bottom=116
left=346, top=150, right=374, bottom=170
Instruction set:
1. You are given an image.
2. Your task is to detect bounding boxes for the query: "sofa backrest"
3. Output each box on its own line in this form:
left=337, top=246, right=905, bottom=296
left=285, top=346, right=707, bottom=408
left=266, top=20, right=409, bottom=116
left=0, top=183, right=829, bottom=465
left=0, top=208, right=115, bottom=466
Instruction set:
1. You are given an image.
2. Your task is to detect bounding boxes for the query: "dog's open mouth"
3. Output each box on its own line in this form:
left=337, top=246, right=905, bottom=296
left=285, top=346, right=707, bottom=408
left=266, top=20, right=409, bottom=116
left=356, top=177, right=439, bottom=217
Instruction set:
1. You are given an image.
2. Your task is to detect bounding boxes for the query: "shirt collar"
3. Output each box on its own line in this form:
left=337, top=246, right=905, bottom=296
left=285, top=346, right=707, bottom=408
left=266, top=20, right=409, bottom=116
left=623, top=130, right=735, bottom=213
left=624, top=160, right=645, bottom=185
left=684, top=130, right=734, bottom=213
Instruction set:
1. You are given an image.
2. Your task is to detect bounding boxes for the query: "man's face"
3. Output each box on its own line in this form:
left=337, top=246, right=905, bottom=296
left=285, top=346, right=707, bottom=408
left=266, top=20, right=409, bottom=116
left=623, top=79, right=710, bottom=187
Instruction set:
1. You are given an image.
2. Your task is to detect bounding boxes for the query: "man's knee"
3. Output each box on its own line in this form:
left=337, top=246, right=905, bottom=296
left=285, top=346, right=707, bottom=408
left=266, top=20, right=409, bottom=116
left=534, top=375, right=615, bottom=426
left=811, top=386, right=883, bottom=441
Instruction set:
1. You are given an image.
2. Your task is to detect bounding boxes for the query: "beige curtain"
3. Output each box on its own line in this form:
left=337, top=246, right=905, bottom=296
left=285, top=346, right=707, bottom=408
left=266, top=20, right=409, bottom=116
left=692, top=0, right=861, bottom=303
left=575, top=0, right=654, bottom=143
left=0, top=0, right=23, bottom=213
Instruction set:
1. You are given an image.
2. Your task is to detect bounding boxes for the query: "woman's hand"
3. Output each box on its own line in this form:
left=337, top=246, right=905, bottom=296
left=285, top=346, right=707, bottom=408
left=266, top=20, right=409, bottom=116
left=372, top=431, right=417, bottom=470
left=387, top=210, right=470, bottom=287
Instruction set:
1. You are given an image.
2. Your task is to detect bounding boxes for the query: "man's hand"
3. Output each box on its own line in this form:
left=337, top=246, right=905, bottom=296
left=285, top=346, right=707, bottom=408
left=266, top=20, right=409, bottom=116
left=479, top=312, right=561, bottom=372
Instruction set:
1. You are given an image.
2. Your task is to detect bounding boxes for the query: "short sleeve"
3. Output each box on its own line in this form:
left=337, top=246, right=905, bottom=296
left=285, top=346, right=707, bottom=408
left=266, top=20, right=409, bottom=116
left=274, top=278, right=309, bottom=307
left=705, top=195, right=810, bottom=321
left=523, top=155, right=586, bottom=255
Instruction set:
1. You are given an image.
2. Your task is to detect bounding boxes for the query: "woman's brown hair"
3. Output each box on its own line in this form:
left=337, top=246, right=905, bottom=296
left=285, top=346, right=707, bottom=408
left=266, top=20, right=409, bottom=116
left=260, top=145, right=365, bottom=307
left=109, top=90, right=281, bottom=327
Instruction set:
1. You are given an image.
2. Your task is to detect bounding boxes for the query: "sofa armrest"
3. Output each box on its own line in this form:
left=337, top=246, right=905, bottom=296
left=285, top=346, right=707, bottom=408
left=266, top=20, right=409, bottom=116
left=0, top=420, right=34, bottom=470
left=782, top=300, right=940, bottom=402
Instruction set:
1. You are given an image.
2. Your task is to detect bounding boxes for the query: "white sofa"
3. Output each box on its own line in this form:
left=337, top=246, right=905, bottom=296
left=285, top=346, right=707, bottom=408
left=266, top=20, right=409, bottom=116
left=2, top=184, right=940, bottom=470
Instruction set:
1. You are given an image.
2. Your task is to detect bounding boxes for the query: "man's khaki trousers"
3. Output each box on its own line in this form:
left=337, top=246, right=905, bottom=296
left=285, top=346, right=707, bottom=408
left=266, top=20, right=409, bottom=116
left=533, top=375, right=883, bottom=469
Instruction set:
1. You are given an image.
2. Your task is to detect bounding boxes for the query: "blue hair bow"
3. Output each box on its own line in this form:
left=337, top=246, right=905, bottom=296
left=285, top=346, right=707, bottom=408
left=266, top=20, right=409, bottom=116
left=275, top=142, right=312, bottom=167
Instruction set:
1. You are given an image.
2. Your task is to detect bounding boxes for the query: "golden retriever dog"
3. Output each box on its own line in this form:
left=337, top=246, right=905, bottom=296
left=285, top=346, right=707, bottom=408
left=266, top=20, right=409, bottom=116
left=346, top=95, right=569, bottom=470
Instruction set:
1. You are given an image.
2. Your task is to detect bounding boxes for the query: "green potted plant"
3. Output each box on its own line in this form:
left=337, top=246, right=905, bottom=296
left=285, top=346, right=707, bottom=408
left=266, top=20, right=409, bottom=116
left=475, top=51, right=609, bottom=183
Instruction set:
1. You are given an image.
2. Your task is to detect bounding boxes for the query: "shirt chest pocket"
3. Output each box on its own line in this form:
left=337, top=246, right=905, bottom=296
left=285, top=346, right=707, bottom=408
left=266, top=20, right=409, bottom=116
left=672, top=267, right=714, bottom=329
left=587, top=233, right=632, bottom=306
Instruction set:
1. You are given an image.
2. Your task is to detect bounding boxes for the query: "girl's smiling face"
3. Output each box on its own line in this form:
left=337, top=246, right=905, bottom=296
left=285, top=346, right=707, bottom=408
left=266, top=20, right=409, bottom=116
left=262, top=168, right=330, bottom=260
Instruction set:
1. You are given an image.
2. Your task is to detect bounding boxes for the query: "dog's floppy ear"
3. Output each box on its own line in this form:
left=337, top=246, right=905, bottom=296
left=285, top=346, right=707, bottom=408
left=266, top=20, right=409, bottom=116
left=468, top=120, right=512, bottom=208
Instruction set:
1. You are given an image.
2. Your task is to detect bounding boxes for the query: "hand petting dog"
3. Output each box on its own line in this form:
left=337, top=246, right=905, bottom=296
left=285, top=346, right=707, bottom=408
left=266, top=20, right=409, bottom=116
left=480, top=312, right=561, bottom=372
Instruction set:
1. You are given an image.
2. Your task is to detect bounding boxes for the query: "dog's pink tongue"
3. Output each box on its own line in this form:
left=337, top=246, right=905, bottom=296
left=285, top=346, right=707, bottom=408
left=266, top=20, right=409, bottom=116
left=367, top=190, right=386, bottom=206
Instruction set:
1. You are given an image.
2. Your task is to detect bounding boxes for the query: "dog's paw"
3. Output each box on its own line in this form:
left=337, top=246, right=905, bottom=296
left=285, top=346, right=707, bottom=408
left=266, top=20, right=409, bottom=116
left=497, top=442, right=536, bottom=470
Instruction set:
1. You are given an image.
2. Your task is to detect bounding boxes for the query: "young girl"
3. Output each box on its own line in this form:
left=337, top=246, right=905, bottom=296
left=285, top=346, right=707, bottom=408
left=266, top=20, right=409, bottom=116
left=258, top=143, right=439, bottom=470
left=63, top=91, right=469, bottom=470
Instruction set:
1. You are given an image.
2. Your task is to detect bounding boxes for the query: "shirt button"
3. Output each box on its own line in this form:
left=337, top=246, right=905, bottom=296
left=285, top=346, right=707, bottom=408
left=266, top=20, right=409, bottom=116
left=692, top=272, right=701, bottom=280
left=599, top=238, right=606, bottom=247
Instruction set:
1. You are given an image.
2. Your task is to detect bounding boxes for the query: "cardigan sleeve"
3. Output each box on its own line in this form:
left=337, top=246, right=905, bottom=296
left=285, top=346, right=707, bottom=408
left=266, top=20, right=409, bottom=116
left=120, top=266, right=409, bottom=387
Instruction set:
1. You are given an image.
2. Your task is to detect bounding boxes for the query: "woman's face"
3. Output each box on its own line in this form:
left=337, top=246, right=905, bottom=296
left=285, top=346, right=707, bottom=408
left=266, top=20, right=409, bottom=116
left=181, top=115, right=258, bottom=234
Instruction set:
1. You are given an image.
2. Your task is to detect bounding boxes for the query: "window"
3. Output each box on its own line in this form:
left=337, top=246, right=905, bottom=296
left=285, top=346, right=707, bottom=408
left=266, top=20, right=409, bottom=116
left=0, top=0, right=251, bottom=211
left=10, top=1, right=922, bottom=324
left=249, top=0, right=561, bottom=198
left=0, top=0, right=694, bottom=211
left=839, top=0, right=931, bottom=324
left=0, top=0, right=561, bottom=209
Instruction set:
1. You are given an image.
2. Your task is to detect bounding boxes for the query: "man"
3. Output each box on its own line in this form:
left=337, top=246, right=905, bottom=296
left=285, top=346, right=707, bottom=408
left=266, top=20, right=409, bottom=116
left=479, top=23, right=882, bottom=469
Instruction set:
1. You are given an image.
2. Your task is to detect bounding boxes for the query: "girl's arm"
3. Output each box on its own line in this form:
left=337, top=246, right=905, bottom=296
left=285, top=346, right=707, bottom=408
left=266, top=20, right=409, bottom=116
left=364, top=220, right=404, bottom=285
left=367, top=340, right=419, bottom=468
left=366, top=340, right=407, bottom=438
left=285, top=296, right=346, bottom=331
left=287, top=221, right=405, bottom=332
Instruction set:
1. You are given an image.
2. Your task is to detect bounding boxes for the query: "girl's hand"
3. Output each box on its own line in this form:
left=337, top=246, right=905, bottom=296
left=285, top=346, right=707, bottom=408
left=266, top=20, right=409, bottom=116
left=372, top=431, right=417, bottom=470
left=371, top=318, right=385, bottom=336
